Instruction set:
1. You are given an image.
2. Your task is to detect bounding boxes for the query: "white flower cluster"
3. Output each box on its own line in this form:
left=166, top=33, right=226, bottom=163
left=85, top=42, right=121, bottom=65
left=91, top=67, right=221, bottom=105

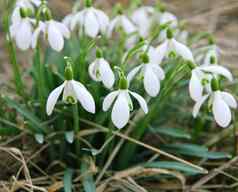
left=11, top=0, right=237, bottom=129
left=10, top=0, right=70, bottom=51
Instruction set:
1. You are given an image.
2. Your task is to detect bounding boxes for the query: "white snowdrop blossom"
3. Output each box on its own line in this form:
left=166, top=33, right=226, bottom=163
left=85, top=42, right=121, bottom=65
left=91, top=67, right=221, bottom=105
left=128, top=53, right=165, bottom=97
left=88, top=56, right=115, bottom=89
left=70, top=7, right=109, bottom=38
left=131, top=6, right=154, bottom=38
left=107, top=14, right=137, bottom=37
left=193, top=91, right=237, bottom=128
left=103, top=89, right=148, bottom=129
left=156, top=29, right=194, bottom=63
left=10, top=17, right=35, bottom=50
left=189, top=65, right=233, bottom=101
left=46, top=80, right=95, bottom=116
left=158, top=12, right=178, bottom=42
left=32, top=20, right=70, bottom=52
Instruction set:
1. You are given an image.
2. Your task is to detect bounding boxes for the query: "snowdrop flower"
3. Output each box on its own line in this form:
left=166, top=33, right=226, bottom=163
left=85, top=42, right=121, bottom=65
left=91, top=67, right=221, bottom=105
left=88, top=49, right=115, bottom=89
left=32, top=20, right=70, bottom=52
left=103, top=72, right=148, bottom=129
left=193, top=90, right=237, bottom=127
left=158, top=11, right=178, bottom=42
left=128, top=53, right=165, bottom=97
left=156, top=29, right=194, bottom=63
left=107, top=12, right=137, bottom=37
left=12, top=0, right=40, bottom=23
left=10, top=10, right=35, bottom=50
left=189, top=64, right=233, bottom=101
left=70, top=0, right=109, bottom=38
left=131, top=6, right=154, bottom=38
left=46, top=61, right=95, bottom=115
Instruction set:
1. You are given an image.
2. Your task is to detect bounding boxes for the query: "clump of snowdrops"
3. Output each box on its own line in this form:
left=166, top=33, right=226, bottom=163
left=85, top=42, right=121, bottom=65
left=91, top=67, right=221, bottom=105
left=1, top=0, right=237, bottom=190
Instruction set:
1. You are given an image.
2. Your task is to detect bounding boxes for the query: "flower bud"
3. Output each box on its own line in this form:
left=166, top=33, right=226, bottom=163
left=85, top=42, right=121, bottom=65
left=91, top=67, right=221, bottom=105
left=140, top=53, right=149, bottom=64
left=85, top=0, right=92, bottom=7
left=211, top=77, right=220, bottom=91
left=96, top=48, right=103, bottom=58
left=210, top=56, right=216, bottom=64
left=119, top=76, right=128, bottom=90
left=187, top=61, right=197, bottom=70
left=166, top=28, right=174, bottom=39
left=64, top=57, right=74, bottom=80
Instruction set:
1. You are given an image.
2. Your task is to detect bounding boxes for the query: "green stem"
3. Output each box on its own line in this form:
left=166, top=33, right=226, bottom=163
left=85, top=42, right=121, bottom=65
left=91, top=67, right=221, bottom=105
left=73, top=104, right=80, bottom=166
left=3, top=11, right=25, bottom=98
left=34, top=45, right=46, bottom=115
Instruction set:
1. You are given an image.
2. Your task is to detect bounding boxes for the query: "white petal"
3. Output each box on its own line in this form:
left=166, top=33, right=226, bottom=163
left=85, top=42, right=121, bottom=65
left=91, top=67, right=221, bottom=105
left=199, top=65, right=233, bottom=82
left=54, top=21, right=70, bottom=39
left=107, top=17, right=119, bottom=37
left=127, top=65, right=142, bottom=83
left=98, top=59, right=115, bottom=89
left=88, top=61, right=100, bottom=81
left=94, top=9, right=109, bottom=34
left=189, top=70, right=203, bottom=101
left=144, top=66, right=160, bottom=97
left=121, top=16, right=137, bottom=34
left=111, top=92, right=130, bottom=129
left=72, top=81, right=95, bottom=113
left=84, top=10, right=99, bottom=38
left=192, top=94, right=209, bottom=118
left=31, top=23, right=44, bottom=48
left=152, top=65, right=165, bottom=80
left=213, top=92, right=232, bottom=127
left=220, top=91, right=237, bottom=109
left=156, top=41, right=168, bottom=64
left=160, top=12, right=178, bottom=27
left=103, top=91, right=119, bottom=111
left=46, top=83, right=65, bottom=115
left=16, top=20, right=32, bottom=50
left=48, top=22, right=64, bottom=51
left=171, top=39, right=194, bottom=62
left=70, top=12, right=83, bottom=31
left=63, top=81, right=77, bottom=102
left=147, top=46, right=161, bottom=65
left=130, top=91, right=148, bottom=114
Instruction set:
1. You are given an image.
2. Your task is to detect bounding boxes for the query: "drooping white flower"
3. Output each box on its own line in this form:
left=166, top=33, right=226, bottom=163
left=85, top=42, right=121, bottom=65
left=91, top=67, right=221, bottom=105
left=193, top=91, right=237, bottom=128
left=189, top=65, right=233, bottom=101
left=70, top=6, right=109, bottom=38
left=10, top=17, right=34, bottom=50
left=127, top=53, right=165, bottom=97
left=157, top=12, right=178, bottom=42
left=103, top=89, right=148, bottom=129
left=156, top=29, right=194, bottom=63
left=12, top=0, right=40, bottom=23
left=32, top=20, right=70, bottom=52
left=88, top=55, right=115, bottom=89
left=46, top=79, right=95, bottom=116
left=107, top=14, right=137, bottom=37
left=131, top=6, right=154, bottom=38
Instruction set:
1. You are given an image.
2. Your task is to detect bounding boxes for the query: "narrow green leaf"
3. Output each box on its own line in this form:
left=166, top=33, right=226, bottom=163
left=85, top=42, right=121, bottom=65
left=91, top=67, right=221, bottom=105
left=144, top=161, right=203, bottom=174
left=162, top=144, right=230, bottom=159
left=150, top=127, right=191, bottom=139
left=64, top=168, right=73, bottom=192
left=81, top=156, right=96, bottom=192
left=4, top=97, right=45, bottom=133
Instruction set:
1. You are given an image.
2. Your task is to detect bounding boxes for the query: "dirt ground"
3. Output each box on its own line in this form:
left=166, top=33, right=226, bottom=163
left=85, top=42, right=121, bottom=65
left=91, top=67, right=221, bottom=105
left=1, top=0, right=238, bottom=82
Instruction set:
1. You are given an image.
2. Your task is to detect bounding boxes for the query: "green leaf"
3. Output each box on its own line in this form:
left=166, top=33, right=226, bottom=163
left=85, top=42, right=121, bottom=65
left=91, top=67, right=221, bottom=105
left=81, top=156, right=96, bottom=192
left=64, top=168, right=73, bottom=192
left=150, top=127, right=191, bottom=139
left=3, top=97, right=45, bottom=133
left=162, top=144, right=230, bottom=159
left=144, top=161, right=203, bottom=174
